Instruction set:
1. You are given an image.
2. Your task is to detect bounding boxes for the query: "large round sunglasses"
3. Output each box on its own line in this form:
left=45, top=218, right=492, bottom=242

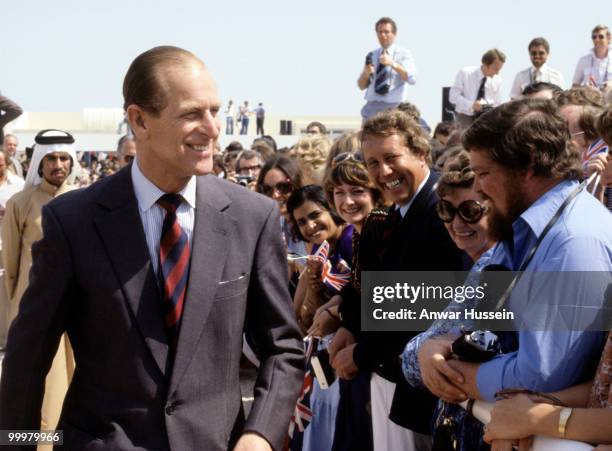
left=436, top=199, right=487, bottom=224
left=260, top=181, right=294, bottom=197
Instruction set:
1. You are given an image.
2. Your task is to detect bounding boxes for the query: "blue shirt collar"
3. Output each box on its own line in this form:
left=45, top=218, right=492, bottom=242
left=515, top=179, right=578, bottom=239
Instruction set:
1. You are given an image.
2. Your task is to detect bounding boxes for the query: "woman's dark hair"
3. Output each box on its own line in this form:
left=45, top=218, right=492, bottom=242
left=256, top=154, right=304, bottom=194
left=324, top=160, right=385, bottom=209
left=286, top=185, right=344, bottom=242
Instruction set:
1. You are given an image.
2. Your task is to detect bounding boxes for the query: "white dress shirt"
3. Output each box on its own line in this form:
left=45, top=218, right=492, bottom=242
left=131, top=159, right=196, bottom=275
left=449, top=66, right=503, bottom=116
left=510, top=64, right=565, bottom=99
left=572, top=48, right=612, bottom=88
left=363, top=44, right=417, bottom=104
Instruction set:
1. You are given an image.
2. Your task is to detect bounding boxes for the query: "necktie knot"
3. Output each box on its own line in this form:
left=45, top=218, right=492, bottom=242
left=157, top=193, right=183, bottom=214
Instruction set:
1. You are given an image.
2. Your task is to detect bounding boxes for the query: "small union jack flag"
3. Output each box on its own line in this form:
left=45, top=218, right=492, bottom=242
left=582, top=138, right=609, bottom=164
left=312, top=240, right=351, bottom=292
left=321, top=260, right=351, bottom=291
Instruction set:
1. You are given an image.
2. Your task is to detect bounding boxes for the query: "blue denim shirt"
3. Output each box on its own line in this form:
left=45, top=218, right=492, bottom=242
left=476, top=179, right=612, bottom=401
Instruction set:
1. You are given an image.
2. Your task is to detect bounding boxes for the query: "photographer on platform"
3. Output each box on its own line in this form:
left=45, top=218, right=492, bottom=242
left=449, top=49, right=505, bottom=129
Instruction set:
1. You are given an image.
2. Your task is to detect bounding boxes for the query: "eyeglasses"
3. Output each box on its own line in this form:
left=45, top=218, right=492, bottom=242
left=437, top=199, right=487, bottom=224
left=331, top=152, right=364, bottom=168
left=530, top=51, right=547, bottom=56
left=261, top=181, right=294, bottom=197
left=238, top=164, right=261, bottom=174
left=123, top=155, right=135, bottom=163
left=592, top=34, right=607, bottom=40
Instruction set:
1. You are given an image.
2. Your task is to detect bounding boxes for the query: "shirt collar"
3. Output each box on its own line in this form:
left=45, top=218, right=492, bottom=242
left=396, top=168, right=431, bottom=217
left=131, top=158, right=197, bottom=212
left=513, top=179, right=578, bottom=238
left=531, top=63, right=548, bottom=72
left=381, top=43, right=396, bottom=55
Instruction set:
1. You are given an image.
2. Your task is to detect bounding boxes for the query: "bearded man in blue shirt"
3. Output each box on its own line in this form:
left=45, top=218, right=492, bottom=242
left=415, top=99, right=612, bottom=441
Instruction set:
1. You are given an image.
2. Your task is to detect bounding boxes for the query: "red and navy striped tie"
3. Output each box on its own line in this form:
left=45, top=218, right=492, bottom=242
left=157, top=193, right=191, bottom=350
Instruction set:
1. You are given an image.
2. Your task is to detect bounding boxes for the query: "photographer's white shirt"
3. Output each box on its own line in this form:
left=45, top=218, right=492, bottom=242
left=450, top=66, right=503, bottom=117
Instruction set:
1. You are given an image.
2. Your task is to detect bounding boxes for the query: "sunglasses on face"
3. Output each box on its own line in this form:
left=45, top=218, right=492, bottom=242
left=123, top=155, right=135, bottom=163
left=437, top=199, right=487, bottom=224
left=331, top=152, right=364, bottom=168
left=592, top=34, right=607, bottom=40
left=530, top=51, right=546, bottom=56
left=261, top=181, right=293, bottom=197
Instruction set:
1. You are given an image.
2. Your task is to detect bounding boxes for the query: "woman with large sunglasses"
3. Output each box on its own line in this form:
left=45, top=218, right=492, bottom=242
left=256, top=155, right=308, bottom=290
left=401, top=150, right=497, bottom=451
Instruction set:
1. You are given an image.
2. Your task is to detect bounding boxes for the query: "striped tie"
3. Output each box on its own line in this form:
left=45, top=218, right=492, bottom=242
left=157, top=193, right=191, bottom=349
left=374, top=50, right=393, bottom=95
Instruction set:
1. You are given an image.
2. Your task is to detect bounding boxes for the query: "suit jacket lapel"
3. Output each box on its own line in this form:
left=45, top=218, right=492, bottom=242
left=169, top=176, right=231, bottom=394
left=93, top=166, right=170, bottom=378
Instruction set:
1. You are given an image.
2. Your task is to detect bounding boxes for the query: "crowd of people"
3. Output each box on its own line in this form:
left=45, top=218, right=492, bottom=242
left=0, top=16, right=611, bottom=451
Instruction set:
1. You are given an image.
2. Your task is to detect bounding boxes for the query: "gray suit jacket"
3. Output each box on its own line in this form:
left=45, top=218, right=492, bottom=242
left=0, top=166, right=304, bottom=450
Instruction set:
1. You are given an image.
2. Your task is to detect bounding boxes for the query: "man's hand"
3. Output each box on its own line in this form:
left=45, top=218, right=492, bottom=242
left=601, top=154, right=612, bottom=187
left=585, top=153, right=608, bottom=177
left=307, top=307, right=340, bottom=338
left=379, top=50, right=394, bottom=67
left=327, top=327, right=355, bottom=361
left=446, top=359, right=482, bottom=400
left=484, top=394, right=545, bottom=441
left=472, top=101, right=483, bottom=113
left=418, top=336, right=467, bottom=403
left=331, top=343, right=358, bottom=380
left=233, top=432, right=272, bottom=451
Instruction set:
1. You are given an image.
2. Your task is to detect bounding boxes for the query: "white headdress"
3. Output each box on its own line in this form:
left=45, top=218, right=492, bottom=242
left=24, top=130, right=81, bottom=189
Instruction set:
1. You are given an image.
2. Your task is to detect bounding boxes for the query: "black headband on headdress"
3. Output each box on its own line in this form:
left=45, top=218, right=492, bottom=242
left=34, top=129, right=75, bottom=145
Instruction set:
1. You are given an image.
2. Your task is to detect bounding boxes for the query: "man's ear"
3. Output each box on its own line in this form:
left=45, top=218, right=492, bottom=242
left=126, top=105, right=149, bottom=140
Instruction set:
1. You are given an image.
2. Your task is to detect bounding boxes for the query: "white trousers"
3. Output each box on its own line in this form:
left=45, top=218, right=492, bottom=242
left=370, top=373, right=432, bottom=451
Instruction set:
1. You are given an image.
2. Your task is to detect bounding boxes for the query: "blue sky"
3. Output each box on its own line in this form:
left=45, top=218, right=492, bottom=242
left=2, top=0, right=611, bottom=125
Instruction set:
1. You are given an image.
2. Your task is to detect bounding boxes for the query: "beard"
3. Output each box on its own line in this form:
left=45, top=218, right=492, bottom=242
left=486, top=180, right=529, bottom=243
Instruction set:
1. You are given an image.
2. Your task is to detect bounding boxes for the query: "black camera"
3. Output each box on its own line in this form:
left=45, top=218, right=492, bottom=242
left=236, top=175, right=254, bottom=187
left=451, top=330, right=501, bottom=362
left=365, top=51, right=374, bottom=66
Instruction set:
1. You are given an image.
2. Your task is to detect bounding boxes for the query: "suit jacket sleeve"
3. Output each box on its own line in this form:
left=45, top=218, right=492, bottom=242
left=242, top=204, right=304, bottom=450
left=0, top=203, right=73, bottom=432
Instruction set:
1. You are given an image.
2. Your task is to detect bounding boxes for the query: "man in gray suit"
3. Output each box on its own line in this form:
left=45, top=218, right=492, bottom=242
left=0, top=46, right=304, bottom=450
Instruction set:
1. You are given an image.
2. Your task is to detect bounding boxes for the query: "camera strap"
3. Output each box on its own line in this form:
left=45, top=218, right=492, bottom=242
left=493, top=174, right=594, bottom=311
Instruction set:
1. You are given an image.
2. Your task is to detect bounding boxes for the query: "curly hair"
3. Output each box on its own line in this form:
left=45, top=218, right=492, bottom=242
left=597, top=108, right=612, bottom=146
left=555, top=87, right=604, bottom=108
left=360, top=109, right=431, bottom=163
left=294, top=135, right=332, bottom=185
left=462, top=98, right=582, bottom=180
left=437, top=150, right=475, bottom=197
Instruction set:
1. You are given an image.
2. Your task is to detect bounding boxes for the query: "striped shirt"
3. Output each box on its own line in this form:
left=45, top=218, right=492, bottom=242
left=131, top=160, right=196, bottom=275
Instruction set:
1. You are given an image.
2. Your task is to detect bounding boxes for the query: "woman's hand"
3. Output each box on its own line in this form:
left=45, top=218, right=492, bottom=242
left=417, top=335, right=467, bottom=403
